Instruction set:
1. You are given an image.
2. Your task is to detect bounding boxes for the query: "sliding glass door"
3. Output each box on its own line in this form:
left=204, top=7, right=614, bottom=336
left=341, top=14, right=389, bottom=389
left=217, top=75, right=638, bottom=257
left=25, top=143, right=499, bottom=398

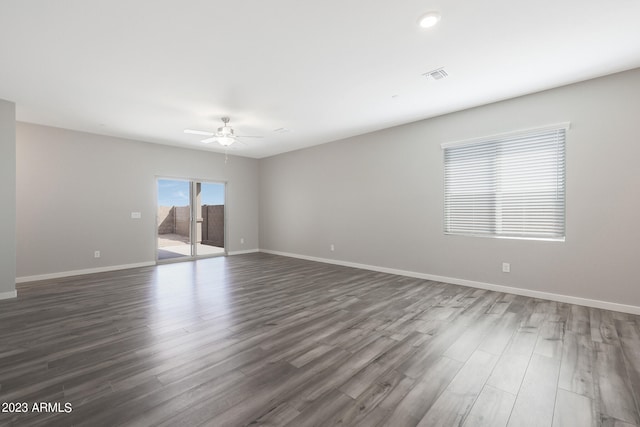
left=156, top=178, right=225, bottom=262
left=157, top=179, right=192, bottom=260
left=195, top=181, right=226, bottom=257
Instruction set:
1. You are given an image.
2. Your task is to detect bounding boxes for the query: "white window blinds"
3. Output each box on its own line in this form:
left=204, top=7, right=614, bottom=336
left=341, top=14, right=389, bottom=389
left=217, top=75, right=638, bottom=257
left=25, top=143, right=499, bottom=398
left=442, top=124, right=567, bottom=240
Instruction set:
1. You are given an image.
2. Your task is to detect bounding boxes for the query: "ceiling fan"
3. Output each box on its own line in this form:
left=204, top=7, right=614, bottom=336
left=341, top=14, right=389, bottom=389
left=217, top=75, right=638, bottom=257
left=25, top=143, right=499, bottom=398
left=184, top=117, right=262, bottom=147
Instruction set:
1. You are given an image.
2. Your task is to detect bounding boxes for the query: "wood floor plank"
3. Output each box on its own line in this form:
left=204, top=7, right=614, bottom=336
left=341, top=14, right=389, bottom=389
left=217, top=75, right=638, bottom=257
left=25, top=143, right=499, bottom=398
left=443, top=312, right=499, bottom=362
left=558, top=331, right=595, bottom=398
left=246, top=402, right=301, bottom=426
left=594, top=341, right=640, bottom=425
left=486, top=353, right=531, bottom=396
left=172, top=346, right=352, bottom=426
left=416, top=350, right=499, bottom=427
left=478, top=311, right=522, bottom=356
left=282, top=388, right=354, bottom=427
left=534, top=316, right=566, bottom=360
left=567, top=304, right=591, bottom=335
left=339, top=332, right=423, bottom=399
left=374, top=369, right=416, bottom=413
left=615, top=318, right=640, bottom=421
left=591, top=308, right=621, bottom=344
left=290, top=335, right=397, bottom=410
left=599, top=417, right=638, bottom=427
left=504, top=303, right=547, bottom=357
left=552, top=389, right=596, bottom=427
left=382, top=356, right=463, bottom=427
left=507, top=354, right=561, bottom=427
left=462, top=385, right=516, bottom=427
left=332, top=370, right=409, bottom=426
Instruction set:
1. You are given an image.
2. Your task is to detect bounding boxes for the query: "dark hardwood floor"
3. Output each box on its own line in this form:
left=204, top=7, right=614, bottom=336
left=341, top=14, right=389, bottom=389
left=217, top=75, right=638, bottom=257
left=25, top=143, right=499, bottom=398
left=1, top=253, right=639, bottom=426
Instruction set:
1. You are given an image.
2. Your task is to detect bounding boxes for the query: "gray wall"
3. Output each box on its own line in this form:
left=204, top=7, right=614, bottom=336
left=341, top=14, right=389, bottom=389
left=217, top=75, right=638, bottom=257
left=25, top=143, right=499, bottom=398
left=16, top=123, right=259, bottom=278
left=259, top=68, right=640, bottom=307
left=0, top=99, right=16, bottom=297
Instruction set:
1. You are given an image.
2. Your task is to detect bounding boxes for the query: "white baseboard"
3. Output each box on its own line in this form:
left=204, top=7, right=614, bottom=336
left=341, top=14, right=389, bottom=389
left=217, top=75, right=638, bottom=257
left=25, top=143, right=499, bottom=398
left=16, top=261, right=156, bottom=284
left=260, top=249, right=640, bottom=315
left=228, top=249, right=260, bottom=256
left=16, top=251, right=260, bottom=283
left=0, top=290, right=17, bottom=300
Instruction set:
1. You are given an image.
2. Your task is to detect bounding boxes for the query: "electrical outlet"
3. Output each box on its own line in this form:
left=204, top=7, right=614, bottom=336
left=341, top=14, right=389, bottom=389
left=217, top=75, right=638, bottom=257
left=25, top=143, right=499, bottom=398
left=94, top=250, right=101, bottom=258
left=502, top=262, right=510, bottom=273
left=240, top=238, right=245, bottom=245
left=330, top=244, right=335, bottom=252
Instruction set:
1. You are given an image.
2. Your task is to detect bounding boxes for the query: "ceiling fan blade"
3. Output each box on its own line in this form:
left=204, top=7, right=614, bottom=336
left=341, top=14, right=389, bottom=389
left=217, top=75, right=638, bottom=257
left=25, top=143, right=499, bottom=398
left=235, top=135, right=264, bottom=138
left=200, top=137, right=218, bottom=143
left=185, top=129, right=214, bottom=136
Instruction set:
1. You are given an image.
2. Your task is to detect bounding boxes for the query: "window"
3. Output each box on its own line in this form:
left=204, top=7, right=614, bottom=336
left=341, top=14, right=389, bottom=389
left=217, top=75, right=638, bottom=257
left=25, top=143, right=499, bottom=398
left=442, top=123, right=567, bottom=240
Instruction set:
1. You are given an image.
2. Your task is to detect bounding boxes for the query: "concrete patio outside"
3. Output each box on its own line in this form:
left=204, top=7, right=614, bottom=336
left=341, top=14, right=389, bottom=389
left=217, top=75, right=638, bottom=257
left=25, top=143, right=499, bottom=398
left=157, top=233, right=225, bottom=260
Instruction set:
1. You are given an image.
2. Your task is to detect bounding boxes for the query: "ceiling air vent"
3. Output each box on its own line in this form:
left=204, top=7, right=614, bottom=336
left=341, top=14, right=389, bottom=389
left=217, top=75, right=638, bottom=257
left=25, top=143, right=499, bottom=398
left=273, top=127, right=292, bottom=134
left=423, top=67, right=448, bottom=81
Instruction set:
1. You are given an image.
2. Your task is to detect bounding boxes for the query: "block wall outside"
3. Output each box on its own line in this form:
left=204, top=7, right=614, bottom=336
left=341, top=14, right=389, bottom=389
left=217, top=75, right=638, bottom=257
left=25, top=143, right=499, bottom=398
left=174, top=206, right=190, bottom=236
left=157, top=206, right=175, bottom=234
left=202, top=205, right=224, bottom=247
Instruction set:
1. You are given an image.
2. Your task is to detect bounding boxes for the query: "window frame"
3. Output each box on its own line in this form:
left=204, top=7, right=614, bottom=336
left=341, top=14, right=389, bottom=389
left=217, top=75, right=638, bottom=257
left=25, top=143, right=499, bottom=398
left=441, top=123, right=569, bottom=242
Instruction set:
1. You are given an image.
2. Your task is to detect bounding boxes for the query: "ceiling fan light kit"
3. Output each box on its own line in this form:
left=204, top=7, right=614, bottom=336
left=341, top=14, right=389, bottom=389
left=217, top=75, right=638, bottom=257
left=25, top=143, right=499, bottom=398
left=184, top=116, right=263, bottom=147
left=418, top=11, right=441, bottom=29
left=217, top=136, right=235, bottom=146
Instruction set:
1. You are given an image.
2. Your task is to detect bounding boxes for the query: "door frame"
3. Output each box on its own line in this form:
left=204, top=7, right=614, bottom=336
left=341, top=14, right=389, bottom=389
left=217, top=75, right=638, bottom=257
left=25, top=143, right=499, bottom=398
left=155, top=175, right=227, bottom=264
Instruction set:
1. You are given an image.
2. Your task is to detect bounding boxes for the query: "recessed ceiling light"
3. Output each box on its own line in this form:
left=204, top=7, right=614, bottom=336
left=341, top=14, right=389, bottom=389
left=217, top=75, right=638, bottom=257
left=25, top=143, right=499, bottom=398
left=418, top=12, right=441, bottom=29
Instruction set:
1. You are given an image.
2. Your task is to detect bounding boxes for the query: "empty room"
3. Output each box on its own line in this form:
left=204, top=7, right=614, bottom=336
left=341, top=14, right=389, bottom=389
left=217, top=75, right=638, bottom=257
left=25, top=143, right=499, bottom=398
left=1, top=1, right=640, bottom=426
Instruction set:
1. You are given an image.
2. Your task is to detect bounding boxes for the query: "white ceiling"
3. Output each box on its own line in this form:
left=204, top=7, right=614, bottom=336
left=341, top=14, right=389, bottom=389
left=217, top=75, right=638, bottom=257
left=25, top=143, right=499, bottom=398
left=1, top=0, right=639, bottom=158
